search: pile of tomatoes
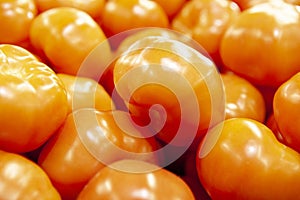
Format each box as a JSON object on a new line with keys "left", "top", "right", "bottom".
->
{"left": 1, "top": 0, "right": 300, "bottom": 199}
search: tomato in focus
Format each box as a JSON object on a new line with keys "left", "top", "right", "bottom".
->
{"left": 197, "top": 118, "right": 300, "bottom": 199}
{"left": 77, "top": 159, "right": 195, "bottom": 200}
{"left": 0, "top": 44, "right": 68, "bottom": 153}
{"left": 0, "top": 150, "right": 61, "bottom": 200}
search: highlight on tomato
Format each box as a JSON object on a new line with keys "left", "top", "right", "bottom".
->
{"left": 0, "top": 44, "right": 68, "bottom": 153}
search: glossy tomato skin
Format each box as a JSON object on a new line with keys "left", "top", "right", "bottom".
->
{"left": 0, "top": 150, "right": 61, "bottom": 200}
{"left": 172, "top": 0, "right": 240, "bottom": 67}
{"left": 221, "top": 72, "right": 266, "bottom": 122}
{"left": 197, "top": 118, "right": 300, "bottom": 200}
{"left": 0, "top": 44, "right": 68, "bottom": 153}
{"left": 57, "top": 73, "right": 115, "bottom": 114}
{"left": 220, "top": 1, "right": 300, "bottom": 87}
{"left": 38, "top": 109, "right": 159, "bottom": 200}
{"left": 0, "top": 0, "right": 37, "bottom": 44}
{"left": 273, "top": 72, "right": 300, "bottom": 153}
{"left": 35, "top": 0, "right": 105, "bottom": 19}
{"left": 100, "top": 0, "right": 169, "bottom": 36}
{"left": 30, "top": 7, "right": 108, "bottom": 76}
{"left": 77, "top": 159, "right": 195, "bottom": 200}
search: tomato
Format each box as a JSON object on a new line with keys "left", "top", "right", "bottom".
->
{"left": 171, "top": 0, "right": 240, "bottom": 68}
{"left": 221, "top": 72, "right": 266, "bottom": 122}
{"left": 0, "top": 44, "right": 68, "bottom": 153}
{"left": 77, "top": 159, "right": 195, "bottom": 200}
{"left": 197, "top": 118, "right": 300, "bottom": 199}
{"left": 220, "top": 1, "right": 300, "bottom": 87}
{"left": 34, "top": 0, "right": 105, "bottom": 19}
{"left": 0, "top": 0, "right": 37, "bottom": 44}
{"left": 30, "top": 7, "right": 109, "bottom": 77}
{"left": 100, "top": 0, "right": 169, "bottom": 36}
{"left": 0, "top": 150, "right": 60, "bottom": 200}
{"left": 38, "top": 109, "right": 159, "bottom": 200}
{"left": 57, "top": 73, "right": 115, "bottom": 114}
{"left": 265, "top": 113, "right": 285, "bottom": 143}
{"left": 273, "top": 72, "right": 300, "bottom": 153}
{"left": 113, "top": 37, "right": 225, "bottom": 145}
{"left": 153, "top": 0, "right": 186, "bottom": 19}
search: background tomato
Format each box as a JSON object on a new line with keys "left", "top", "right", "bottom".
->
{"left": 0, "top": 0, "right": 37, "bottom": 44}
{"left": 57, "top": 73, "right": 115, "bottom": 114}
{"left": 77, "top": 159, "right": 195, "bottom": 200}
{"left": 273, "top": 72, "right": 300, "bottom": 153}
{"left": 100, "top": 0, "right": 169, "bottom": 36}
{"left": 34, "top": 0, "right": 105, "bottom": 19}
{"left": 0, "top": 150, "right": 61, "bottom": 200}
{"left": 153, "top": 0, "right": 186, "bottom": 19}
{"left": 30, "top": 7, "right": 109, "bottom": 77}
{"left": 197, "top": 118, "right": 300, "bottom": 199}
{"left": 220, "top": 1, "right": 300, "bottom": 87}
{"left": 0, "top": 44, "right": 68, "bottom": 153}
{"left": 38, "top": 109, "right": 159, "bottom": 199}
{"left": 221, "top": 72, "right": 266, "bottom": 122}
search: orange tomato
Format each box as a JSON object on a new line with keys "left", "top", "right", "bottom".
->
{"left": 57, "top": 73, "right": 115, "bottom": 114}
{"left": 77, "top": 159, "right": 195, "bottom": 200}
{"left": 34, "top": 0, "right": 105, "bottom": 19}
{"left": 38, "top": 109, "right": 159, "bottom": 199}
{"left": 197, "top": 118, "right": 300, "bottom": 199}
{"left": 171, "top": 0, "right": 240, "bottom": 67}
{"left": 221, "top": 72, "right": 266, "bottom": 122}
{"left": 0, "top": 150, "right": 61, "bottom": 200}
{"left": 220, "top": 1, "right": 300, "bottom": 87}
{"left": 0, "top": 0, "right": 37, "bottom": 44}
{"left": 113, "top": 37, "right": 225, "bottom": 145}
{"left": 100, "top": 0, "right": 169, "bottom": 36}
{"left": 0, "top": 44, "right": 68, "bottom": 153}
{"left": 30, "top": 7, "right": 109, "bottom": 77}
{"left": 273, "top": 72, "right": 300, "bottom": 153}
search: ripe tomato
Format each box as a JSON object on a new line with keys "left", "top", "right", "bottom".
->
{"left": 38, "top": 109, "right": 159, "bottom": 200}
{"left": 113, "top": 37, "right": 224, "bottom": 145}
{"left": 0, "top": 0, "right": 37, "bottom": 44}
{"left": 30, "top": 7, "right": 108, "bottom": 77}
{"left": 34, "top": 0, "right": 105, "bottom": 19}
{"left": 0, "top": 150, "right": 61, "bottom": 200}
{"left": 265, "top": 113, "right": 285, "bottom": 143}
{"left": 197, "top": 118, "right": 300, "bottom": 199}
{"left": 220, "top": 1, "right": 300, "bottom": 87}
{"left": 0, "top": 44, "right": 68, "bottom": 153}
{"left": 77, "top": 159, "right": 195, "bottom": 200}
{"left": 221, "top": 72, "right": 266, "bottom": 122}
{"left": 100, "top": 0, "right": 169, "bottom": 36}
{"left": 171, "top": 0, "right": 240, "bottom": 68}
{"left": 273, "top": 72, "right": 300, "bottom": 153}
{"left": 57, "top": 73, "right": 115, "bottom": 114}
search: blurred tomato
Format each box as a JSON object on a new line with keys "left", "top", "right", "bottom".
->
{"left": 197, "top": 118, "right": 300, "bottom": 199}
{"left": 0, "top": 0, "right": 37, "bottom": 44}
{"left": 100, "top": 0, "right": 169, "bottom": 36}
{"left": 57, "top": 73, "right": 115, "bottom": 114}
{"left": 30, "top": 7, "right": 109, "bottom": 77}
{"left": 77, "top": 159, "right": 195, "bottom": 200}
{"left": 0, "top": 150, "right": 61, "bottom": 200}
{"left": 153, "top": 0, "right": 186, "bottom": 18}
{"left": 113, "top": 38, "right": 224, "bottom": 145}
{"left": 273, "top": 72, "right": 300, "bottom": 153}
{"left": 221, "top": 72, "right": 266, "bottom": 122}
{"left": 231, "top": 0, "right": 273, "bottom": 10}
{"left": 171, "top": 0, "right": 240, "bottom": 68}
{"left": 0, "top": 44, "right": 68, "bottom": 153}
{"left": 220, "top": 1, "right": 300, "bottom": 87}
{"left": 38, "top": 109, "right": 159, "bottom": 200}
{"left": 34, "top": 0, "right": 105, "bottom": 19}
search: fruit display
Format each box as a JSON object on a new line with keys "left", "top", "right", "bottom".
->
{"left": 1, "top": 0, "right": 300, "bottom": 199}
